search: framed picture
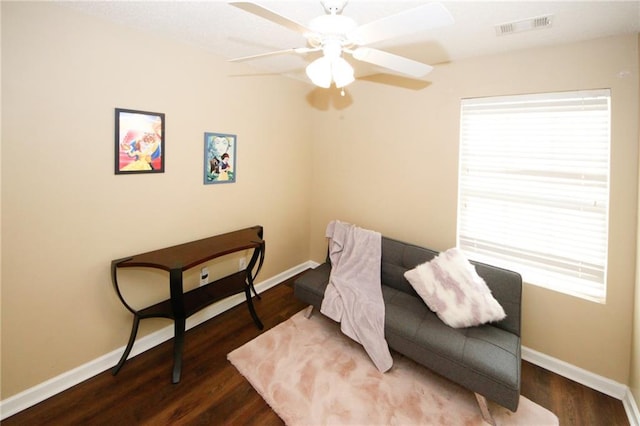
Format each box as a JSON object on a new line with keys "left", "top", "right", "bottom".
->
{"left": 204, "top": 132, "right": 236, "bottom": 184}
{"left": 115, "top": 108, "right": 165, "bottom": 174}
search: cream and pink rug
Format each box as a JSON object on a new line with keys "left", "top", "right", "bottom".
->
{"left": 228, "top": 310, "right": 558, "bottom": 425}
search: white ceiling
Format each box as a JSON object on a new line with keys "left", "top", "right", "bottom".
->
{"left": 61, "top": 0, "right": 640, "bottom": 84}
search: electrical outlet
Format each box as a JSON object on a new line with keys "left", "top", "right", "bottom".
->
{"left": 238, "top": 257, "right": 247, "bottom": 271}
{"left": 200, "top": 267, "right": 209, "bottom": 286}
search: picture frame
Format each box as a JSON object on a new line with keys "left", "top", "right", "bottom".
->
{"left": 204, "top": 132, "right": 236, "bottom": 184}
{"left": 115, "top": 108, "right": 165, "bottom": 174}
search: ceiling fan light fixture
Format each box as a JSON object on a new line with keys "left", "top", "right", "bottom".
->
{"left": 306, "top": 56, "right": 332, "bottom": 88}
{"left": 332, "top": 56, "right": 355, "bottom": 88}
{"left": 306, "top": 55, "right": 354, "bottom": 89}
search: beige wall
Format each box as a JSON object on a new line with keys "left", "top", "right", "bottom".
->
{"left": 1, "top": 2, "right": 312, "bottom": 398}
{"left": 309, "top": 34, "right": 639, "bottom": 383}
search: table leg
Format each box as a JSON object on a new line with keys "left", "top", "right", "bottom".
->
{"left": 247, "top": 244, "right": 264, "bottom": 300}
{"left": 172, "top": 317, "right": 186, "bottom": 383}
{"left": 244, "top": 285, "right": 264, "bottom": 330}
{"left": 112, "top": 315, "right": 140, "bottom": 375}
{"left": 169, "top": 268, "right": 186, "bottom": 383}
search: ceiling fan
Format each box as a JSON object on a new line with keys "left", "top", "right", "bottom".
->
{"left": 229, "top": 1, "right": 454, "bottom": 89}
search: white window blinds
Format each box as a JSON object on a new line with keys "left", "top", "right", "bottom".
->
{"left": 457, "top": 89, "right": 611, "bottom": 303}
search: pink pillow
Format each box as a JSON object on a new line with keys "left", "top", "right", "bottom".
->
{"left": 404, "top": 248, "right": 506, "bottom": 328}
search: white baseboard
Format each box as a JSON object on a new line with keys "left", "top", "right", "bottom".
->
{"left": 522, "top": 346, "right": 639, "bottom": 425}
{"left": 623, "top": 388, "right": 640, "bottom": 426}
{"left": 522, "top": 346, "right": 627, "bottom": 398}
{"left": 0, "top": 261, "right": 317, "bottom": 421}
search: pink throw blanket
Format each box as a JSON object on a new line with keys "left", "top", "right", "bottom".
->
{"left": 320, "top": 220, "right": 393, "bottom": 372}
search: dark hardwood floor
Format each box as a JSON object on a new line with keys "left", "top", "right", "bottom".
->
{"left": 3, "top": 276, "right": 629, "bottom": 425}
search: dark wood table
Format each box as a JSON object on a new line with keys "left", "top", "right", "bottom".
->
{"left": 110, "top": 225, "right": 265, "bottom": 383}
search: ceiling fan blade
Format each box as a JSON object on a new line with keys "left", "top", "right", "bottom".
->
{"left": 347, "top": 2, "right": 454, "bottom": 46}
{"left": 229, "top": 47, "right": 317, "bottom": 62}
{"left": 351, "top": 47, "right": 433, "bottom": 78}
{"left": 229, "top": 2, "right": 311, "bottom": 35}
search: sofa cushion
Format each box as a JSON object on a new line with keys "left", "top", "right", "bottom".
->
{"left": 381, "top": 237, "right": 437, "bottom": 295}
{"left": 383, "top": 285, "right": 520, "bottom": 400}
{"left": 383, "top": 286, "right": 466, "bottom": 361}
{"left": 403, "top": 248, "right": 506, "bottom": 328}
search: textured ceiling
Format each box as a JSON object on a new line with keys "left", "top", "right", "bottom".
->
{"left": 60, "top": 1, "right": 640, "bottom": 84}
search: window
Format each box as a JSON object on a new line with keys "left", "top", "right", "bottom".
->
{"left": 457, "top": 90, "right": 611, "bottom": 303}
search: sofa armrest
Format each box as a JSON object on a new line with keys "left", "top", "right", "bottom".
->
{"left": 473, "top": 261, "right": 523, "bottom": 337}
{"left": 294, "top": 263, "right": 331, "bottom": 309}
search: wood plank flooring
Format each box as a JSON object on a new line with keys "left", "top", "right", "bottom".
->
{"left": 3, "top": 276, "right": 629, "bottom": 425}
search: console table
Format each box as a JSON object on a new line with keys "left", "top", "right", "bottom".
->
{"left": 110, "top": 225, "right": 265, "bottom": 383}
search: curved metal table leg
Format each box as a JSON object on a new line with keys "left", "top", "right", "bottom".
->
{"left": 244, "top": 242, "right": 265, "bottom": 329}
{"left": 245, "top": 285, "right": 264, "bottom": 330}
{"left": 247, "top": 243, "right": 265, "bottom": 300}
{"left": 112, "top": 315, "right": 140, "bottom": 375}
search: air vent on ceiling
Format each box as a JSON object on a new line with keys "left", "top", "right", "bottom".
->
{"left": 495, "top": 15, "right": 553, "bottom": 36}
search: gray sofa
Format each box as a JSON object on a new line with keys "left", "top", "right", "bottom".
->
{"left": 294, "top": 235, "right": 522, "bottom": 417}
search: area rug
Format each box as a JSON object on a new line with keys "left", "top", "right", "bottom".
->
{"left": 228, "top": 310, "right": 559, "bottom": 426}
